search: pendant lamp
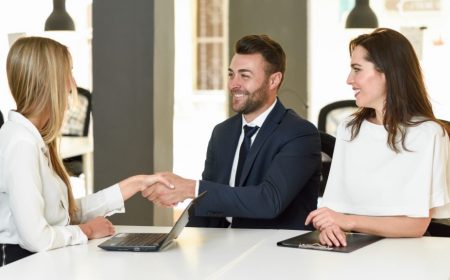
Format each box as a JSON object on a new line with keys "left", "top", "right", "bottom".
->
{"left": 345, "top": 0, "right": 378, "bottom": 28}
{"left": 45, "top": 0, "right": 75, "bottom": 31}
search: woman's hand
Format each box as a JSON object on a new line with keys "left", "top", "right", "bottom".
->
{"left": 79, "top": 216, "right": 115, "bottom": 239}
{"left": 319, "top": 225, "right": 347, "bottom": 247}
{"left": 305, "top": 207, "right": 354, "bottom": 231}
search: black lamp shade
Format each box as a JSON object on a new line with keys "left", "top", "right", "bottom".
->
{"left": 45, "top": 0, "right": 75, "bottom": 31}
{"left": 346, "top": 0, "right": 378, "bottom": 28}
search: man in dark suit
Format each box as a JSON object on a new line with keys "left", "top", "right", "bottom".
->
{"left": 143, "top": 35, "right": 321, "bottom": 230}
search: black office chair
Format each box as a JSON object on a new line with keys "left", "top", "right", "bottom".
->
{"left": 318, "top": 100, "right": 358, "bottom": 136}
{"left": 0, "top": 110, "right": 4, "bottom": 128}
{"left": 62, "top": 87, "right": 92, "bottom": 176}
{"left": 319, "top": 131, "right": 336, "bottom": 197}
{"left": 427, "top": 219, "right": 450, "bottom": 237}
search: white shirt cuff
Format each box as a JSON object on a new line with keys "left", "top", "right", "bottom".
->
{"left": 195, "top": 180, "right": 200, "bottom": 197}
{"left": 103, "top": 183, "right": 125, "bottom": 216}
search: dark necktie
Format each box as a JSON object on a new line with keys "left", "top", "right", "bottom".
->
{"left": 234, "top": 125, "right": 259, "bottom": 186}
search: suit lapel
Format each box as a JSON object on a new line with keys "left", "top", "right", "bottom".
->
{"left": 238, "top": 100, "right": 287, "bottom": 186}
{"left": 221, "top": 116, "right": 242, "bottom": 182}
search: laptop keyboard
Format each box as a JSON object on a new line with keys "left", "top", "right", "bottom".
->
{"left": 116, "top": 233, "right": 167, "bottom": 246}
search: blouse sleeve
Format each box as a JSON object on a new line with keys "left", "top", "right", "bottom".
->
{"left": 6, "top": 140, "right": 87, "bottom": 252}
{"left": 429, "top": 129, "right": 450, "bottom": 218}
{"left": 73, "top": 184, "right": 125, "bottom": 224}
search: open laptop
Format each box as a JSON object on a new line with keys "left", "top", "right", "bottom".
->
{"left": 98, "top": 191, "right": 206, "bottom": 252}
{"left": 277, "top": 230, "right": 383, "bottom": 253}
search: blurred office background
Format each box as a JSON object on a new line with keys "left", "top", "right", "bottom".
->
{"left": 0, "top": 0, "right": 449, "bottom": 225}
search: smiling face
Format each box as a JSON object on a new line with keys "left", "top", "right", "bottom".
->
{"left": 347, "top": 45, "right": 387, "bottom": 117}
{"left": 228, "top": 53, "right": 279, "bottom": 122}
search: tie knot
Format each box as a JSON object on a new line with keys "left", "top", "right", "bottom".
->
{"left": 243, "top": 125, "right": 259, "bottom": 139}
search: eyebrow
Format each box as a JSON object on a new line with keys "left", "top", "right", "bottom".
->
{"left": 350, "top": 63, "right": 362, "bottom": 68}
{"left": 228, "top": 68, "right": 254, "bottom": 74}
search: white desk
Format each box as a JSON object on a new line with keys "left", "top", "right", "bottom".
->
{"left": 60, "top": 136, "right": 94, "bottom": 194}
{"left": 0, "top": 226, "right": 449, "bottom": 280}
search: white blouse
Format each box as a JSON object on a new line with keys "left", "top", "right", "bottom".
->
{"left": 0, "top": 111, "right": 124, "bottom": 252}
{"left": 322, "top": 118, "right": 450, "bottom": 219}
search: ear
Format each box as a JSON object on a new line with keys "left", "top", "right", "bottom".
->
{"left": 269, "top": 72, "right": 282, "bottom": 90}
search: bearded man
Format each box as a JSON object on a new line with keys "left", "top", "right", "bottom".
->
{"left": 144, "top": 35, "right": 321, "bottom": 230}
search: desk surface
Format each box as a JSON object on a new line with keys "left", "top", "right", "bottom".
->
{"left": 0, "top": 226, "right": 449, "bottom": 280}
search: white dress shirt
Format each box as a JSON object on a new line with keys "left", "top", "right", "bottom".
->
{"left": 224, "top": 99, "right": 277, "bottom": 223}
{"left": 322, "top": 117, "right": 450, "bottom": 218}
{"left": 0, "top": 111, "right": 125, "bottom": 252}
{"left": 194, "top": 99, "right": 278, "bottom": 198}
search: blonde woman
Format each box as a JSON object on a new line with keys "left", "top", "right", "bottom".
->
{"left": 0, "top": 37, "right": 169, "bottom": 265}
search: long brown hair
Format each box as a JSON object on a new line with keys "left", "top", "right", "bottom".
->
{"left": 347, "top": 28, "right": 450, "bottom": 152}
{"left": 7, "top": 37, "right": 78, "bottom": 221}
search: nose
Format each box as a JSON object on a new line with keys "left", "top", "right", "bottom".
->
{"left": 346, "top": 72, "right": 353, "bottom": 85}
{"left": 228, "top": 76, "right": 241, "bottom": 91}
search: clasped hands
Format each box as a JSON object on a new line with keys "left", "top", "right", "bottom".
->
{"left": 141, "top": 172, "right": 196, "bottom": 208}
{"left": 305, "top": 207, "right": 354, "bottom": 247}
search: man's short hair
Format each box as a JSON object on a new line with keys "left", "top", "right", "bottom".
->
{"left": 235, "top": 35, "right": 286, "bottom": 80}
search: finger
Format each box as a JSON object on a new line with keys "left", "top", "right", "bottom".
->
{"left": 319, "top": 231, "right": 332, "bottom": 246}
{"left": 148, "top": 187, "right": 167, "bottom": 202}
{"left": 305, "top": 210, "right": 318, "bottom": 225}
{"left": 336, "top": 229, "right": 347, "bottom": 246}
{"left": 326, "top": 229, "right": 341, "bottom": 247}
{"left": 318, "top": 221, "right": 332, "bottom": 231}
{"left": 142, "top": 185, "right": 156, "bottom": 197}
{"left": 159, "top": 175, "right": 175, "bottom": 189}
{"left": 312, "top": 214, "right": 330, "bottom": 230}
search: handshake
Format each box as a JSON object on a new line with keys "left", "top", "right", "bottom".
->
{"left": 138, "top": 172, "right": 196, "bottom": 208}
{"left": 79, "top": 172, "right": 196, "bottom": 240}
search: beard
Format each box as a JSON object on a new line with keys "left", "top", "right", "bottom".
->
{"left": 231, "top": 78, "right": 270, "bottom": 115}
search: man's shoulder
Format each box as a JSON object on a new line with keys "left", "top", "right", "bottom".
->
{"left": 279, "top": 109, "right": 318, "bottom": 135}
{"left": 213, "top": 114, "right": 241, "bottom": 131}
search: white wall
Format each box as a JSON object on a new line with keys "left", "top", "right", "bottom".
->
{"left": 0, "top": 0, "right": 92, "bottom": 116}
{"left": 308, "top": 0, "right": 450, "bottom": 125}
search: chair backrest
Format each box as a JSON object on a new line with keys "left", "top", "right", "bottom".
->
{"left": 318, "top": 100, "right": 358, "bottom": 136}
{"left": 0, "top": 110, "right": 4, "bottom": 128}
{"left": 319, "top": 131, "right": 336, "bottom": 197}
{"left": 61, "top": 87, "right": 92, "bottom": 137}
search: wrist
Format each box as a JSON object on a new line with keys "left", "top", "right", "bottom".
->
{"left": 187, "top": 179, "right": 196, "bottom": 198}
{"left": 79, "top": 223, "right": 93, "bottom": 239}
{"left": 346, "top": 215, "right": 357, "bottom": 231}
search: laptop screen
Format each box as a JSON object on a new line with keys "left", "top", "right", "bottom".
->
{"left": 159, "top": 191, "right": 206, "bottom": 249}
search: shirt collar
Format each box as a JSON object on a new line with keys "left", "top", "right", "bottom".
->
{"left": 241, "top": 98, "right": 277, "bottom": 128}
{"left": 8, "top": 110, "right": 46, "bottom": 149}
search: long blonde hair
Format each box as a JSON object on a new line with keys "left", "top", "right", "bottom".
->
{"left": 7, "top": 36, "right": 78, "bottom": 221}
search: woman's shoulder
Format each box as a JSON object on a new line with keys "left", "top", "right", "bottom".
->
{"left": 335, "top": 116, "right": 355, "bottom": 139}
{"left": 409, "top": 119, "right": 447, "bottom": 137}
{"left": 0, "top": 121, "right": 39, "bottom": 151}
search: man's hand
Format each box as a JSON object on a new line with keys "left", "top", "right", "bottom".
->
{"left": 142, "top": 172, "right": 196, "bottom": 207}
{"left": 118, "top": 174, "right": 172, "bottom": 201}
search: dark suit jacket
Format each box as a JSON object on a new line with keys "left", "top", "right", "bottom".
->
{"left": 188, "top": 100, "right": 321, "bottom": 230}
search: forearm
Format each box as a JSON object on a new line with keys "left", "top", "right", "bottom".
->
{"left": 118, "top": 175, "right": 146, "bottom": 201}
{"left": 347, "top": 215, "right": 431, "bottom": 237}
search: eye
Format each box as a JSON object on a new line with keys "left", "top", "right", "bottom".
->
{"left": 241, "top": 74, "right": 250, "bottom": 79}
